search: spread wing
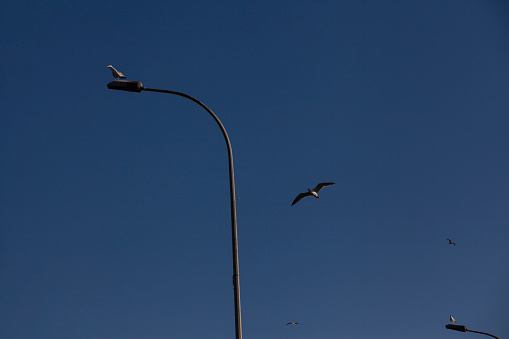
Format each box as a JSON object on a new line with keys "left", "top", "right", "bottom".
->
{"left": 291, "top": 192, "right": 312, "bottom": 206}
{"left": 313, "top": 182, "right": 335, "bottom": 193}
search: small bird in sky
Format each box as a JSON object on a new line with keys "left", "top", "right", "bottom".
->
{"left": 291, "top": 182, "right": 335, "bottom": 206}
{"left": 447, "top": 238, "right": 456, "bottom": 246}
{"left": 107, "top": 65, "right": 126, "bottom": 80}
{"left": 450, "top": 315, "right": 456, "bottom": 323}
{"left": 287, "top": 322, "right": 299, "bottom": 326}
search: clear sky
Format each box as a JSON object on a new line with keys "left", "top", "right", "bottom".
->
{"left": 1, "top": 1, "right": 508, "bottom": 339}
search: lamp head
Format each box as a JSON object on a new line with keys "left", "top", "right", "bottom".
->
{"left": 107, "top": 80, "right": 144, "bottom": 93}
{"left": 446, "top": 324, "right": 467, "bottom": 332}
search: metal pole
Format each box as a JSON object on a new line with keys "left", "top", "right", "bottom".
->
{"left": 143, "top": 87, "right": 242, "bottom": 339}
{"left": 466, "top": 329, "right": 501, "bottom": 339}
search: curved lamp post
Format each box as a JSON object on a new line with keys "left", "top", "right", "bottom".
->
{"left": 446, "top": 324, "right": 500, "bottom": 339}
{"left": 107, "top": 79, "right": 242, "bottom": 339}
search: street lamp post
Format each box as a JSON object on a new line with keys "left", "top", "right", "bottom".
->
{"left": 107, "top": 79, "right": 243, "bottom": 339}
{"left": 446, "top": 324, "right": 500, "bottom": 339}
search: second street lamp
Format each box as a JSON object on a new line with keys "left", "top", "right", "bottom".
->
{"left": 446, "top": 324, "right": 500, "bottom": 339}
{"left": 107, "top": 79, "right": 243, "bottom": 339}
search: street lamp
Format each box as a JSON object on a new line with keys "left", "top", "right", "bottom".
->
{"left": 107, "top": 79, "right": 243, "bottom": 339}
{"left": 446, "top": 324, "right": 500, "bottom": 339}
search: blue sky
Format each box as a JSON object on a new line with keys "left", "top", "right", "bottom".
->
{"left": 1, "top": 1, "right": 508, "bottom": 338}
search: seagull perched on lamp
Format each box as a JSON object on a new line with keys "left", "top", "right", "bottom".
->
{"left": 291, "top": 182, "right": 335, "bottom": 206}
{"left": 450, "top": 315, "right": 456, "bottom": 323}
{"left": 107, "top": 65, "right": 126, "bottom": 80}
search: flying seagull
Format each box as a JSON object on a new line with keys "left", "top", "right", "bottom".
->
{"left": 447, "top": 238, "right": 456, "bottom": 246}
{"left": 286, "top": 322, "right": 299, "bottom": 326}
{"left": 107, "top": 65, "right": 126, "bottom": 80}
{"left": 450, "top": 315, "right": 456, "bottom": 323}
{"left": 291, "top": 182, "right": 335, "bottom": 206}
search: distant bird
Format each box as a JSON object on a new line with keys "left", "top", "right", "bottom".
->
{"left": 291, "top": 182, "right": 335, "bottom": 206}
{"left": 287, "top": 322, "right": 299, "bottom": 326}
{"left": 450, "top": 315, "right": 456, "bottom": 323}
{"left": 447, "top": 238, "right": 456, "bottom": 246}
{"left": 107, "top": 65, "right": 126, "bottom": 80}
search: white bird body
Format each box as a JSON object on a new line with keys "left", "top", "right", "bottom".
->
{"left": 107, "top": 65, "right": 126, "bottom": 80}
{"left": 292, "top": 182, "right": 335, "bottom": 206}
{"left": 450, "top": 315, "right": 456, "bottom": 323}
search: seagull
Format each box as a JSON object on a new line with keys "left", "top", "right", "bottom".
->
{"left": 450, "top": 315, "right": 456, "bottom": 323}
{"left": 107, "top": 65, "right": 126, "bottom": 80}
{"left": 447, "top": 238, "right": 456, "bottom": 246}
{"left": 291, "top": 182, "right": 335, "bottom": 206}
{"left": 286, "top": 322, "right": 299, "bottom": 326}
